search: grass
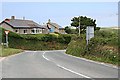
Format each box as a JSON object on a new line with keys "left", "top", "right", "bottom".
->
{"left": 0, "top": 45, "right": 2, "bottom": 56}
{"left": 66, "top": 28, "right": 119, "bottom": 65}
{"left": 0, "top": 45, "right": 23, "bottom": 57}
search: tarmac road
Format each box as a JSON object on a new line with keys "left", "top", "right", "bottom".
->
{"left": 1, "top": 50, "right": 118, "bottom": 79}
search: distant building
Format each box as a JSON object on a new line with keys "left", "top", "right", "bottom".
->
{"left": 59, "top": 28, "right": 66, "bottom": 34}
{"left": 46, "top": 19, "right": 66, "bottom": 34}
{"left": 0, "top": 16, "right": 47, "bottom": 34}
{"left": 0, "top": 16, "right": 66, "bottom": 34}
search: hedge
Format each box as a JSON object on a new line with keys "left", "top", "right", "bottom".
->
{"left": 1, "top": 28, "right": 74, "bottom": 50}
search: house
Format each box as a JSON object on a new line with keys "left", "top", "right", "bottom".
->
{"left": 46, "top": 19, "right": 66, "bottom": 34}
{"left": 0, "top": 16, "right": 47, "bottom": 34}
{"left": 59, "top": 28, "right": 66, "bottom": 34}
{"left": 47, "top": 19, "right": 60, "bottom": 33}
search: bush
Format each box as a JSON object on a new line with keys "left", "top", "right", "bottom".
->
{"left": 66, "top": 35, "right": 86, "bottom": 56}
{"left": 60, "top": 34, "right": 72, "bottom": 44}
{"left": 1, "top": 27, "right": 73, "bottom": 50}
{"left": 66, "top": 29, "right": 119, "bottom": 65}
{"left": 87, "top": 32, "right": 118, "bottom": 65}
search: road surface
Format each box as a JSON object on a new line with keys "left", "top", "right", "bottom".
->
{"left": 1, "top": 50, "right": 118, "bottom": 78}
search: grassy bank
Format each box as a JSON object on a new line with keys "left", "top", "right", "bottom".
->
{"left": 66, "top": 28, "right": 119, "bottom": 65}
{"left": 0, "top": 45, "right": 23, "bottom": 57}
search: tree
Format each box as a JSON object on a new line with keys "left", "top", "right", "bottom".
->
{"left": 71, "top": 16, "right": 100, "bottom": 33}
{"left": 64, "top": 26, "right": 77, "bottom": 34}
{"left": 64, "top": 26, "right": 72, "bottom": 34}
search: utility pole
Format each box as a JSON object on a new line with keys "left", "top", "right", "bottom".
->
{"left": 79, "top": 16, "right": 80, "bottom": 36}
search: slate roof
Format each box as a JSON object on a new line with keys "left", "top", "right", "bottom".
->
{"left": 47, "top": 22, "right": 61, "bottom": 28}
{"left": 1, "top": 19, "right": 46, "bottom": 29}
{"left": 59, "top": 27, "right": 65, "bottom": 30}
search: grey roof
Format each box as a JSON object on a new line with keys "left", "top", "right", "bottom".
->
{"left": 48, "top": 22, "right": 61, "bottom": 28}
{"left": 41, "top": 24, "right": 48, "bottom": 29}
{"left": 4, "top": 19, "right": 45, "bottom": 29}
{"left": 59, "top": 27, "right": 65, "bottom": 30}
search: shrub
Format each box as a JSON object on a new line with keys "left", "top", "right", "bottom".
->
{"left": 66, "top": 29, "right": 119, "bottom": 65}
{"left": 66, "top": 35, "right": 86, "bottom": 56}
{"left": 1, "top": 27, "right": 73, "bottom": 50}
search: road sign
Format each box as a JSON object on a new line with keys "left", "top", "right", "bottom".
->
{"left": 86, "top": 26, "right": 94, "bottom": 45}
{"left": 5, "top": 30, "right": 10, "bottom": 35}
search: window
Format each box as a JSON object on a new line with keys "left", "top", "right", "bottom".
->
{"left": 15, "top": 30, "right": 18, "bottom": 32}
{"left": 37, "top": 30, "right": 39, "bottom": 33}
{"left": 39, "top": 29, "right": 42, "bottom": 33}
{"left": 24, "top": 30, "right": 27, "bottom": 34}
{"left": 36, "top": 30, "right": 38, "bottom": 33}
{"left": 31, "top": 30, "right": 34, "bottom": 33}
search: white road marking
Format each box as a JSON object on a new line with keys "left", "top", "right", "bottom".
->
{"left": 42, "top": 52, "right": 50, "bottom": 61}
{"left": 43, "top": 52, "right": 93, "bottom": 79}
{"left": 56, "top": 64, "right": 92, "bottom": 79}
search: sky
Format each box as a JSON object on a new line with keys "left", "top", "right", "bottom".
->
{"left": 1, "top": 2, "right": 118, "bottom": 27}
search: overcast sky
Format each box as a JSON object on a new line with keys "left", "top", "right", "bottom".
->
{"left": 1, "top": 2, "right": 118, "bottom": 27}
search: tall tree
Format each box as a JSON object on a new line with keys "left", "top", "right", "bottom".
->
{"left": 71, "top": 16, "right": 98, "bottom": 33}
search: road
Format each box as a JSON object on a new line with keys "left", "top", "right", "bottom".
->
{"left": 1, "top": 50, "right": 118, "bottom": 78}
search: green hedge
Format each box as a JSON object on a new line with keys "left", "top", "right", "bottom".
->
{"left": 1, "top": 28, "right": 73, "bottom": 50}
{"left": 21, "top": 34, "right": 73, "bottom": 44}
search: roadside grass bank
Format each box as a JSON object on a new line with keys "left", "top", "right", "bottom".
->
{"left": 66, "top": 28, "right": 119, "bottom": 65}
{"left": 0, "top": 45, "right": 23, "bottom": 57}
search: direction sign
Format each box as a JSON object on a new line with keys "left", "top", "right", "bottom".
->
{"left": 86, "top": 26, "right": 94, "bottom": 45}
{"left": 5, "top": 30, "right": 10, "bottom": 35}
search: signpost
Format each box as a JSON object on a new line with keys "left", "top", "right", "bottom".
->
{"left": 5, "top": 30, "right": 10, "bottom": 47}
{"left": 86, "top": 26, "right": 94, "bottom": 45}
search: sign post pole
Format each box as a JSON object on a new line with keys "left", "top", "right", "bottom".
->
{"left": 5, "top": 31, "right": 10, "bottom": 47}
{"left": 6, "top": 34, "right": 8, "bottom": 47}
{"left": 79, "top": 16, "right": 80, "bottom": 36}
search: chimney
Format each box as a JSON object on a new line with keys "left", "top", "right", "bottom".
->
{"left": 23, "top": 17, "right": 25, "bottom": 20}
{"left": 48, "top": 19, "right": 51, "bottom": 23}
{"left": 11, "top": 16, "right": 15, "bottom": 19}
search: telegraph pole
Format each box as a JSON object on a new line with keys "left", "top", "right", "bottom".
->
{"left": 79, "top": 16, "right": 80, "bottom": 36}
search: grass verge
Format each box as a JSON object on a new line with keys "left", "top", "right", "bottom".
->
{"left": 0, "top": 46, "right": 23, "bottom": 57}
{"left": 66, "top": 29, "right": 119, "bottom": 66}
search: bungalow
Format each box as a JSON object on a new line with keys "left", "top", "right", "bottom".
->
{"left": 0, "top": 16, "right": 48, "bottom": 34}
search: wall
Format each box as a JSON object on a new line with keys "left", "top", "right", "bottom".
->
{"left": 0, "top": 23, "right": 14, "bottom": 32}
{"left": 47, "top": 24, "right": 59, "bottom": 33}
{"left": 59, "top": 29, "right": 66, "bottom": 34}
{"left": 18, "top": 28, "right": 44, "bottom": 34}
